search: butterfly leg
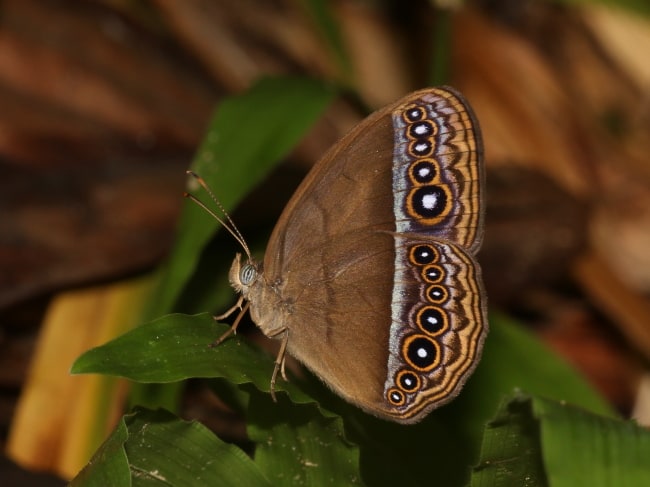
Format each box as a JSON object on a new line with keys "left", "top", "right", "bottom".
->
{"left": 269, "top": 328, "right": 289, "bottom": 402}
{"left": 213, "top": 294, "right": 245, "bottom": 321}
{"left": 209, "top": 299, "right": 250, "bottom": 348}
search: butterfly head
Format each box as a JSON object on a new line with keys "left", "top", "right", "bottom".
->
{"left": 229, "top": 253, "right": 261, "bottom": 298}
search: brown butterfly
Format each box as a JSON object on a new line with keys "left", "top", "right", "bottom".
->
{"left": 189, "top": 86, "right": 487, "bottom": 424}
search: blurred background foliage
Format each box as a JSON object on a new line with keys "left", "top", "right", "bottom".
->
{"left": 1, "top": 0, "right": 649, "bottom": 485}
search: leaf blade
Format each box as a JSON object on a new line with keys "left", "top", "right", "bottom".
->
{"left": 147, "top": 77, "right": 335, "bottom": 318}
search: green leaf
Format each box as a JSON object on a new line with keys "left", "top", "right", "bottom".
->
{"left": 146, "top": 77, "right": 335, "bottom": 318}
{"left": 464, "top": 313, "right": 613, "bottom": 421}
{"left": 472, "top": 393, "right": 650, "bottom": 487}
{"left": 125, "top": 408, "right": 271, "bottom": 487}
{"left": 471, "top": 394, "right": 548, "bottom": 487}
{"left": 71, "top": 313, "right": 311, "bottom": 403}
{"left": 70, "top": 416, "right": 131, "bottom": 487}
{"left": 248, "top": 392, "right": 362, "bottom": 486}
{"left": 301, "top": 0, "right": 353, "bottom": 83}
{"left": 72, "top": 314, "right": 361, "bottom": 486}
{"left": 535, "top": 396, "right": 650, "bottom": 487}
{"left": 71, "top": 408, "right": 272, "bottom": 487}
{"left": 73, "top": 311, "right": 617, "bottom": 487}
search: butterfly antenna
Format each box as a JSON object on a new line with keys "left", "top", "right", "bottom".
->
{"left": 184, "top": 170, "right": 252, "bottom": 261}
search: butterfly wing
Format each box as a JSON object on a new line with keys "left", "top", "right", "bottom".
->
{"left": 249, "top": 87, "right": 487, "bottom": 423}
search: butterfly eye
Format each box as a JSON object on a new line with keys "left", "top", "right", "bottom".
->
{"left": 410, "top": 244, "right": 438, "bottom": 265}
{"left": 396, "top": 370, "right": 420, "bottom": 392}
{"left": 426, "top": 285, "right": 448, "bottom": 304}
{"left": 239, "top": 263, "right": 258, "bottom": 286}
{"left": 422, "top": 264, "right": 444, "bottom": 283}
{"left": 409, "top": 139, "right": 433, "bottom": 157}
{"left": 402, "top": 105, "right": 424, "bottom": 123}
{"left": 402, "top": 335, "right": 441, "bottom": 372}
{"left": 408, "top": 185, "right": 450, "bottom": 220}
{"left": 410, "top": 159, "right": 438, "bottom": 184}
{"left": 415, "top": 306, "right": 448, "bottom": 335}
{"left": 387, "top": 388, "right": 406, "bottom": 406}
{"left": 408, "top": 120, "right": 434, "bottom": 139}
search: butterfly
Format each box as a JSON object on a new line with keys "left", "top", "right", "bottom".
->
{"left": 189, "top": 86, "right": 487, "bottom": 424}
